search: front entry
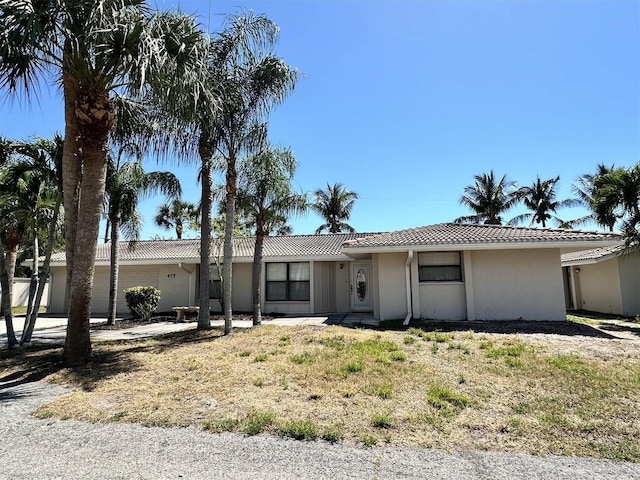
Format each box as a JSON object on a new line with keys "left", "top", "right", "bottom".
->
{"left": 351, "top": 261, "right": 372, "bottom": 311}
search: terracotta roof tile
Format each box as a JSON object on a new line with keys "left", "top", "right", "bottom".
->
{"left": 342, "top": 223, "right": 621, "bottom": 249}
{"left": 561, "top": 244, "right": 625, "bottom": 263}
{"left": 50, "top": 233, "right": 376, "bottom": 264}
{"left": 48, "top": 224, "right": 620, "bottom": 265}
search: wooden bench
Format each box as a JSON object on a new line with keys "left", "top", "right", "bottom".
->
{"left": 172, "top": 306, "right": 200, "bottom": 323}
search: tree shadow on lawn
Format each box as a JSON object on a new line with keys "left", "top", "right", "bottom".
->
{"left": 378, "top": 318, "right": 620, "bottom": 339}
{"left": 0, "top": 328, "right": 228, "bottom": 394}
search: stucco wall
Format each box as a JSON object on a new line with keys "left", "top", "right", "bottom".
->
{"left": 48, "top": 266, "right": 67, "bottom": 313}
{"left": 335, "top": 262, "right": 350, "bottom": 312}
{"left": 157, "top": 264, "right": 197, "bottom": 311}
{"left": 4, "top": 278, "right": 50, "bottom": 308}
{"left": 419, "top": 283, "right": 466, "bottom": 320}
{"left": 375, "top": 252, "right": 408, "bottom": 321}
{"left": 314, "top": 262, "right": 336, "bottom": 313}
{"left": 231, "top": 263, "right": 253, "bottom": 312}
{"left": 619, "top": 253, "right": 640, "bottom": 316}
{"left": 575, "top": 260, "right": 623, "bottom": 315}
{"left": 471, "top": 249, "right": 566, "bottom": 321}
{"left": 91, "top": 265, "right": 161, "bottom": 315}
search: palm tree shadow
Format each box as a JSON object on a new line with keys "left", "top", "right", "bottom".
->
{"left": 0, "top": 327, "right": 232, "bottom": 398}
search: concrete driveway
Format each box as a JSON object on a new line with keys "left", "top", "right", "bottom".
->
{"left": 0, "top": 312, "right": 378, "bottom": 345}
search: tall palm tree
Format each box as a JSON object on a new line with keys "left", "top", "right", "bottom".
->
{"left": 572, "top": 164, "right": 617, "bottom": 231}
{"left": 0, "top": 2, "right": 208, "bottom": 365}
{"left": 510, "top": 176, "right": 578, "bottom": 228}
{"left": 154, "top": 199, "right": 199, "bottom": 240}
{"left": 455, "top": 171, "right": 517, "bottom": 225}
{"left": 213, "top": 16, "right": 299, "bottom": 336}
{"left": 104, "top": 146, "right": 181, "bottom": 325}
{"left": 594, "top": 163, "right": 640, "bottom": 246}
{"left": 312, "top": 183, "right": 359, "bottom": 234}
{"left": 154, "top": 12, "right": 299, "bottom": 334}
{"left": 236, "top": 146, "right": 308, "bottom": 326}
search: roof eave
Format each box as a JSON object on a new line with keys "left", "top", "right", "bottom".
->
{"left": 342, "top": 239, "right": 621, "bottom": 255}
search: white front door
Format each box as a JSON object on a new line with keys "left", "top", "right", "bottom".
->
{"left": 351, "top": 262, "right": 372, "bottom": 311}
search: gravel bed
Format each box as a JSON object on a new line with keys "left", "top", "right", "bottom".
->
{"left": 1, "top": 381, "right": 639, "bottom": 479}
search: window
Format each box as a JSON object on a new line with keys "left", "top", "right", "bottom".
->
{"left": 266, "top": 262, "right": 310, "bottom": 301}
{"left": 418, "top": 252, "right": 462, "bottom": 282}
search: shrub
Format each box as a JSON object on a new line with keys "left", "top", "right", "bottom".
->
{"left": 123, "top": 286, "right": 160, "bottom": 321}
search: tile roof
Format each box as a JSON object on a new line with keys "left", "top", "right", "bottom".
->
{"left": 48, "top": 224, "right": 620, "bottom": 265}
{"left": 50, "top": 233, "right": 375, "bottom": 264}
{"left": 561, "top": 244, "right": 625, "bottom": 264}
{"left": 342, "top": 223, "right": 621, "bottom": 249}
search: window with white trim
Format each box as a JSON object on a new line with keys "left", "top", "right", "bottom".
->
{"left": 418, "top": 252, "right": 462, "bottom": 282}
{"left": 266, "top": 262, "right": 310, "bottom": 301}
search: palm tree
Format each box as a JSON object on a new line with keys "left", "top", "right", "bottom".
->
{"left": 509, "top": 176, "right": 578, "bottom": 228}
{"left": 7, "top": 135, "right": 65, "bottom": 344}
{"left": 0, "top": 136, "right": 19, "bottom": 348}
{"left": 594, "top": 163, "right": 640, "bottom": 246}
{"left": 104, "top": 146, "right": 181, "bottom": 325}
{"left": 0, "top": 2, "right": 208, "bottom": 365}
{"left": 572, "top": 164, "right": 617, "bottom": 231}
{"left": 155, "top": 12, "right": 299, "bottom": 334}
{"left": 237, "top": 147, "right": 308, "bottom": 326}
{"left": 455, "top": 171, "right": 517, "bottom": 225}
{"left": 154, "top": 199, "right": 199, "bottom": 240}
{"left": 312, "top": 183, "right": 359, "bottom": 234}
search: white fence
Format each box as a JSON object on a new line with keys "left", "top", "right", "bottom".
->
{"left": 1, "top": 278, "right": 50, "bottom": 308}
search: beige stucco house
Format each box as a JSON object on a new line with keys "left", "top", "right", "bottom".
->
{"left": 561, "top": 244, "right": 640, "bottom": 317}
{"left": 47, "top": 223, "right": 620, "bottom": 321}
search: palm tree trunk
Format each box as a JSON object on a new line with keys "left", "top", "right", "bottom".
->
{"left": 252, "top": 225, "right": 264, "bottom": 326}
{"left": 107, "top": 215, "right": 120, "bottom": 325}
{"left": 21, "top": 198, "right": 61, "bottom": 344}
{"left": 24, "top": 223, "right": 39, "bottom": 322}
{"left": 0, "top": 240, "right": 17, "bottom": 348}
{"left": 223, "top": 159, "right": 237, "bottom": 335}
{"left": 4, "top": 236, "right": 19, "bottom": 304}
{"left": 63, "top": 82, "right": 112, "bottom": 366}
{"left": 62, "top": 68, "right": 82, "bottom": 310}
{"left": 197, "top": 146, "right": 212, "bottom": 330}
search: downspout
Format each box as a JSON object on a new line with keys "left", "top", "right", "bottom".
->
{"left": 178, "top": 263, "right": 193, "bottom": 306}
{"left": 403, "top": 250, "right": 413, "bottom": 326}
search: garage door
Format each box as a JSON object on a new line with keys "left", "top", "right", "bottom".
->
{"left": 91, "top": 266, "right": 159, "bottom": 315}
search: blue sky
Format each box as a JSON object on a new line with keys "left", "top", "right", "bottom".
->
{"left": 1, "top": 0, "right": 639, "bottom": 239}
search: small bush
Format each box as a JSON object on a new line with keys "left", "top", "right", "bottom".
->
{"left": 123, "top": 286, "right": 160, "bottom": 321}
{"left": 254, "top": 353, "right": 268, "bottom": 362}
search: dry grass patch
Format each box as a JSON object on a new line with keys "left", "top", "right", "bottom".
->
{"left": 4, "top": 324, "right": 639, "bottom": 461}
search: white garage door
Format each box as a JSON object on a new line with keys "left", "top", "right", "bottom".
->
{"left": 91, "top": 266, "right": 160, "bottom": 315}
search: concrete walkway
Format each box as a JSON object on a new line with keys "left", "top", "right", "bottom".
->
{"left": 0, "top": 312, "right": 378, "bottom": 344}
